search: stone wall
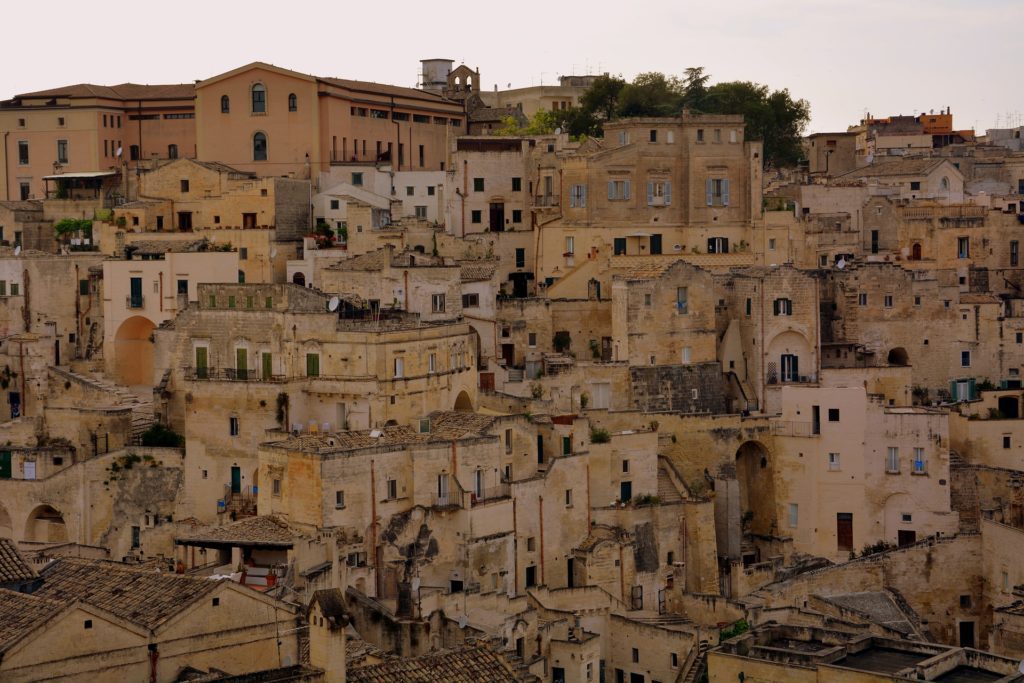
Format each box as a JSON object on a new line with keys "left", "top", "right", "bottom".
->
{"left": 629, "top": 363, "right": 727, "bottom": 414}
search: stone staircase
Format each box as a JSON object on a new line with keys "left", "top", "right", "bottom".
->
{"left": 52, "top": 368, "right": 157, "bottom": 444}
{"left": 679, "top": 639, "right": 710, "bottom": 683}
{"left": 657, "top": 463, "right": 684, "bottom": 503}
{"left": 507, "top": 368, "right": 524, "bottom": 383}
{"left": 948, "top": 452, "right": 980, "bottom": 533}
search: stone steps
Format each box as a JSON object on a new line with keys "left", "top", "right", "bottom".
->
{"left": 657, "top": 465, "right": 684, "bottom": 503}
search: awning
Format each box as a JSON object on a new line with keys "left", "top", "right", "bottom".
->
{"left": 42, "top": 171, "right": 117, "bottom": 180}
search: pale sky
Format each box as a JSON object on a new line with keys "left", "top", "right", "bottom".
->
{"left": 3, "top": 0, "right": 1021, "bottom": 134}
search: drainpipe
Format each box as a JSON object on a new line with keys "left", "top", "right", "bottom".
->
{"left": 74, "top": 264, "right": 81, "bottom": 358}
{"left": 585, "top": 463, "right": 591, "bottom": 528}
{"left": 370, "top": 459, "right": 379, "bottom": 597}
{"left": 462, "top": 159, "right": 468, "bottom": 237}
{"left": 159, "top": 271, "right": 164, "bottom": 313}
{"left": 403, "top": 270, "right": 409, "bottom": 311}
{"left": 512, "top": 498, "right": 519, "bottom": 595}
{"left": 3, "top": 132, "right": 9, "bottom": 200}
{"left": 538, "top": 495, "right": 545, "bottom": 585}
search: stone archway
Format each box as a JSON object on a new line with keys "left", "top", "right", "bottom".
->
{"left": 292, "top": 271, "right": 306, "bottom": 287}
{"left": 114, "top": 315, "right": 156, "bottom": 386}
{"left": 735, "top": 440, "right": 778, "bottom": 539}
{"left": 0, "top": 502, "right": 12, "bottom": 539}
{"left": 25, "top": 505, "right": 68, "bottom": 543}
{"left": 887, "top": 347, "right": 910, "bottom": 366}
{"left": 454, "top": 390, "right": 473, "bottom": 412}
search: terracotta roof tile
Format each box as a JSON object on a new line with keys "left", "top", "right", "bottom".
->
{"left": 14, "top": 82, "right": 195, "bottom": 101}
{"left": 0, "top": 538, "right": 37, "bottom": 585}
{"left": 36, "top": 558, "right": 222, "bottom": 630}
{"left": 459, "top": 260, "right": 498, "bottom": 282}
{"left": 177, "top": 516, "right": 296, "bottom": 547}
{"left": 347, "top": 643, "right": 515, "bottom": 682}
{"left": 0, "top": 589, "right": 62, "bottom": 652}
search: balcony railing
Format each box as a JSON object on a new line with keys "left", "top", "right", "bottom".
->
{"left": 535, "top": 195, "right": 559, "bottom": 207}
{"left": 471, "top": 482, "right": 511, "bottom": 506}
{"left": 770, "top": 421, "right": 818, "bottom": 437}
{"left": 184, "top": 367, "right": 285, "bottom": 382}
{"left": 126, "top": 295, "right": 144, "bottom": 309}
{"left": 433, "top": 476, "right": 467, "bottom": 509}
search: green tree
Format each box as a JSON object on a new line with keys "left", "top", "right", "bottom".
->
{"left": 702, "top": 80, "right": 810, "bottom": 168}
{"left": 616, "top": 72, "right": 684, "bottom": 118}
{"left": 579, "top": 74, "right": 626, "bottom": 121}
{"left": 680, "top": 66, "right": 711, "bottom": 110}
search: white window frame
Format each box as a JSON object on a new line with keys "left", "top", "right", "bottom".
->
{"left": 788, "top": 503, "right": 798, "bottom": 528}
{"left": 913, "top": 447, "right": 926, "bottom": 473}
{"left": 431, "top": 293, "right": 445, "bottom": 313}
{"left": 886, "top": 447, "right": 899, "bottom": 473}
{"left": 394, "top": 357, "right": 404, "bottom": 378}
{"left": 828, "top": 452, "right": 841, "bottom": 471}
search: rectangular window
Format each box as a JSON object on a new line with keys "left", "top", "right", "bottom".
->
{"left": 428, "top": 353, "right": 436, "bottom": 374}
{"left": 788, "top": 503, "right": 798, "bottom": 528}
{"left": 859, "top": 293, "right": 868, "bottom": 306}
{"left": 406, "top": 186, "right": 414, "bottom": 196}
{"left": 886, "top": 447, "right": 899, "bottom": 473}
{"left": 961, "top": 351, "right": 971, "bottom": 367}
{"left": 607, "top": 179, "right": 631, "bottom": 201}
{"left": 512, "top": 209, "right": 522, "bottom": 223}
{"left": 773, "top": 298, "right": 793, "bottom": 316}
{"left": 431, "top": 293, "right": 445, "bottom": 313}
{"left": 884, "top": 294, "right": 893, "bottom": 308}
{"left": 415, "top": 205, "right": 427, "bottom": 219}
{"left": 351, "top": 172, "right": 363, "bottom": 186}
{"left": 512, "top": 177, "right": 522, "bottom": 192}
{"left": 229, "top": 416, "right": 239, "bottom": 436}
{"left": 306, "top": 353, "right": 320, "bottom": 377}
{"left": 828, "top": 408, "right": 840, "bottom": 422}
{"left": 649, "top": 129, "right": 657, "bottom": 142}
{"left": 647, "top": 180, "right": 672, "bottom": 206}
{"left": 180, "top": 179, "right": 189, "bottom": 193}
{"left": 386, "top": 479, "right": 398, "bottom": 499}
{"left": 910, "top": 181, "right": 921, "bottom": 191}
{"left": 828, "top": 452, "right": 841, "bottom": 471}
{"left": 57, "top": 139, "right": 68, "bottom": 164}
{"left": 462, "top": 293, "right": 479, "bottom": 308}
{"left": 17, "top": 141, "right": 28, "bottom": 165}
{"left": 471, "top": 210, "right": 482, "bottom": 224}
{"left": 676, "top": 287, "right": 688, "bottom": 314}
{"left": 528, "top": 332, "right": 537, "bottom": 347}
{"left": 958, "top": 236, "right": 970, "bottom": 259}
{"left": 569, "top": 184, "right": 588, "bottom": 208}
{"left": 272, "top": 479, "right": 281, "bottom": 496}
{"left": 473, "top": 178, "right": 485, "bottom": 192}
{"left": 394, "top": 357, "right": 404, "bottom": 378}
{"left": 768, "top": 237, "right": 776, "bottom": 250}
{"left": 335, "top": 490, "right": 345, "bottom": 509}
{"left": 696, "top": 129, "right": 704, "bottom": 142}
{"left": 1013, "top": 241, "right": 1020, "bottom": 267}
{"left": 515, "top": 248, "right": 525, "bottom": 268}
{"left": 330, "top": 199, "right": 340, "bottom": 210}
{"left": 565, "top": 236, "right": 575, "bottom": 255}
{"left": 239, "top": 247, "right": 248, "bottom": 261}
{"left": 706, "top": 178, "right": 730, "bottom": 206}
{"left": 913, "top": 447, "right": 926, "bottom": 473}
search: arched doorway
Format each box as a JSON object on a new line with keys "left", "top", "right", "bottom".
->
{"left": 454, "top": 390, "right": 473, "bottom": 411}
{"left": 0, "top": 502, "right": 12, "bottom": 539}
{"left": 25, "top": 505, "right": 68, "bottom": 543}
{"left": 998, "top": 395, "right": 1020, "bottom": 419}
{"left": 114, "top": 316, "right": 156, "bottom": 386}
{"left": 292, "top": 272, "right": 306, "bottom": 287}
{"left": 735, "top": 440, "right": 778, "bottom": 549}
{"left": 911, "top": 243, "right": 922, "bottom": 260}
{"left": 887, "top": 348, "right": 910, "bottom": 366}
{"left": 767, "top": 331, "right": 812, "bottom": 384}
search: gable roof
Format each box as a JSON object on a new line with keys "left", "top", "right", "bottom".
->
{"left": 347, "top": 643, "right": 515, "bottom": 682}
{"left": 459, "top": 260, "right": 498, "bottom": 282}
{"left": 176, "top": 515, "right": 296, "bottom": 548}
{"left": 426, "top": 411, "right": 501, "bottom": 439}
{"left": 307, "top": 589, "right": 349, "bottom": 630}
{"left": 35, "top": 558, "right": 222, "bottom": 630}
{"left": 836, "top": 158, "right": 955, "bottom": 180}
{"left": 13, "top": 83, "right": 195, "bottom": 101}
{"left": 0, "top": 539, "right": 37, "bottom": 585}
{"left": 0, "top": 589, "right": 63, "bottom": 653}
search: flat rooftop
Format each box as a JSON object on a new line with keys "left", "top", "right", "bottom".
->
{"left": 933, "top": 667, "right": 1006, "bottom": 683}
{"left": 836, "top": 647, "right": 929, "bottom": 674}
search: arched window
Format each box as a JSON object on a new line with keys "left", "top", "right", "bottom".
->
{"left": 251, "top": 83, "right": 266, "bottom": 113}
{"left": 288, "top": 93, "right": 297, "bottom": 112}
{"left": 238, "top": 270, "right": 246, "bottom": 283}
{"left": 220, "top": 95, "right": 230, "bottom": 113}
{"left": 940, "top": 176, "right": 950, "bottom": 191}
{"left": 168, "top": 144, "right": 178, "bottom": 159}
{"left": 253, "top": 132, "right": 267, "bottom": 161}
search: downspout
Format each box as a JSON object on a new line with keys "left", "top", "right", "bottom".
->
{"left": 512, "top": 498, "right": 519, "bottom": 595}
{"left": 585, "top": 463, "right": 591, "bottom": 528}
{"left": 3, "top": 132, "right": 9, "bottom": 200}
{"left": 370, "top": 459, "right": 379, "bottom": 597}
{"left": 538, "top": 495, "right": 545, "bottom": 585}
{"left": 618, "top": 544, "right": 625, "bottom": 602}
{"left": 159, "top": 271, "right": 164, "bottom": 313}
{"left": 462, "top": 159, "right": 468, "bottom": 237}
{"left": 74, "top": 264, "right": 81, "bottom": 358}
{"left": 403, "top": 271, "right": 409, "bottom": 311}
{"left": 760, "top": 281, "right": 766, "bottom": 409}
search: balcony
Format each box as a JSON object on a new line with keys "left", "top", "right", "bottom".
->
{"left": 770, "top": 421, "right": 818, "bottom": 437}
{"left": 471, "top": 482, "right": 511, "bottom": 506}
{"left": 535, "top": 195, "right": 559, "bottom": 208}
{"left": 125, "top": 294, "right": 144, "bottom": 309}
{"left": 184, "top": 367, "right": 285, "bottom": 382}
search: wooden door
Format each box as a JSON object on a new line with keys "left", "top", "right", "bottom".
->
{"left": 837, "top": 513, "right": 853, "bottom": 551}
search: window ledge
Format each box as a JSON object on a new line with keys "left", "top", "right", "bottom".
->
{"left": 911, "top": 470, "right": 928, "bottom": 476}
{"left": 885, "top": 469, "right": 901, "bottom": 475}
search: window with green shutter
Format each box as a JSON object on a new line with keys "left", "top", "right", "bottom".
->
{"left": 306, "top": 353, "right": 320, "bottom": 377}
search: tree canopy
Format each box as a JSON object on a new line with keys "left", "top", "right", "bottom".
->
{"left": 570, "top": 67, "right": 810, "bottom": 168}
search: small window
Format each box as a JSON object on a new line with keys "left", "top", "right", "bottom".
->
{"left": 251, "top": 83, "right": 266, "bottom": 113}
{"left": 335, "top": 490, "right": 345, "bottom": 509}
{"left": 632, "top": 648, "right": 639, "bottom": 663}
{"left": 884, "top": 294, "right": 893, "bottom": 308}
{"left": 330, "top": 199, "right": 340, "bottom": 210}
{"left": 788, "top": 503, "right": 799, "bottom": 528}
{"left": 512, "top": 177, "right": 522, "bottom": 191}
{"left": 473, "top": 178, "right": 485, "bottom": 192}
{"left": 649, "top": 129, "right": 657, "bottom": 143}
{"left": 253, "top": 132, "right": 267, "bottom": 161}
{"left": 960, "top": 595, "right": 972, "bottom": 608}
{"left": 168, "top": 144, "right": 178, "bottom": 159}
{"left": 406, "top": 186, "right": 414, "bottom": 196}
{"left": 351, "top": 172, "right": 363, "bottom": 186}
{"left": 431, "top": 293, "right": 445, "bottom": 313}
{"left": 768, "top": 238, "right": 776, "bottom": 250}
{"left": 676, "top": 287, "right": 688, "bottom": 314}
{"left": 910, "top": 181, "right": 921, "bottom": 191}
{"left": 239, "top": 247, "right": 248, "bottom": 261}
{"left": 527, "top": 537, "right": 536, "bottom": 552}
{"left": 272, "top": 478, "right": 282, "bottom": 496}
{"left": 471, "top": 210, "right": 482, "bottom": 224}
{"left": 84, "top": 620, "right": 93, "bottom": 629}
{"left": 565, "top": 489, "right": 573, "bottom": 506}
{"left": 828, "top": 408, "right": 840, "bottom": 422}
{"left": 859, "top": 293, "right": 868, "bottom": 306}
{"left": 180, "top": 179, "right": 189, "bottom": 193}
{"left": 220, "top": 95, "right": 230, "bottom": 113}
{"left": 288, "top": 93, "right": 297, "bottom": 112}
{"left": 696, "top": 129, "right": 704, "bottom": 142}
{"left": 1003, "top": 435, "right": 1011, "bottom": 449}
{"left": 212, "top": 597, "right": 220, "bottom": 607}
{"left": 671, "top": 653, "right": 679, "bottom": 668}
{"left": 961, "top": 351, "right": 971, "bottom": 367}
{"left": 306, "top": 353, "right": 320, "bottom": 377}
{"left": 828, "top": 452, "right": 841, "bottom": 471}
{"left": 622, "top": 459, "right": 630, "bottom": 473}
{"left": 773, "top": 298, "right": 793, "bottom": 316}
{"left": 229, "top": 416, "right": 239, "bottom": 436}
{"left": 528, "top": 332, "right": 537, "bottom": 347}
{"left": 394, "top": 357, "right": 404, "bottom": 378}
{"left": 427, "top": 186, "right": 436, "bottom": 196}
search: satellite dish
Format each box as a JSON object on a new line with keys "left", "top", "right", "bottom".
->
{"left": 328, "top": 296, "right": 340, "bottom": 312}
{"left": 836, "top": 258, "right": 847, "bottom": 270}
{"left": 270, "top": 248, "right": 278, "bottom": 258}
{"left": 1018, "top": 659, "right": 1024, "bottom": 674}
{"left": 14, "top": 246, "right": 21, "bottom": 256}
{"left": 673, "top": 244, "right": 682, "bottom": 251}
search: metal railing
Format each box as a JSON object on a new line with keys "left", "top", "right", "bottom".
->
{"left": 433, "top": 476, "right": 466, "bottom": 509}
{"left": 471, "top": 482, "right": 511, "bottom": 506}
{"left": 771, "top": 421, "right": 818, "bottom": 437}
{"left": 125, "top": 295, "right": 144, "bottom": 309}
{"left": 184, "top": 367, "right": 285, "bottom": 382}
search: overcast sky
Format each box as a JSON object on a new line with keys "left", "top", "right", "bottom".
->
{"left": 3, "top": 0, "right": 1021, "bottom": 134}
